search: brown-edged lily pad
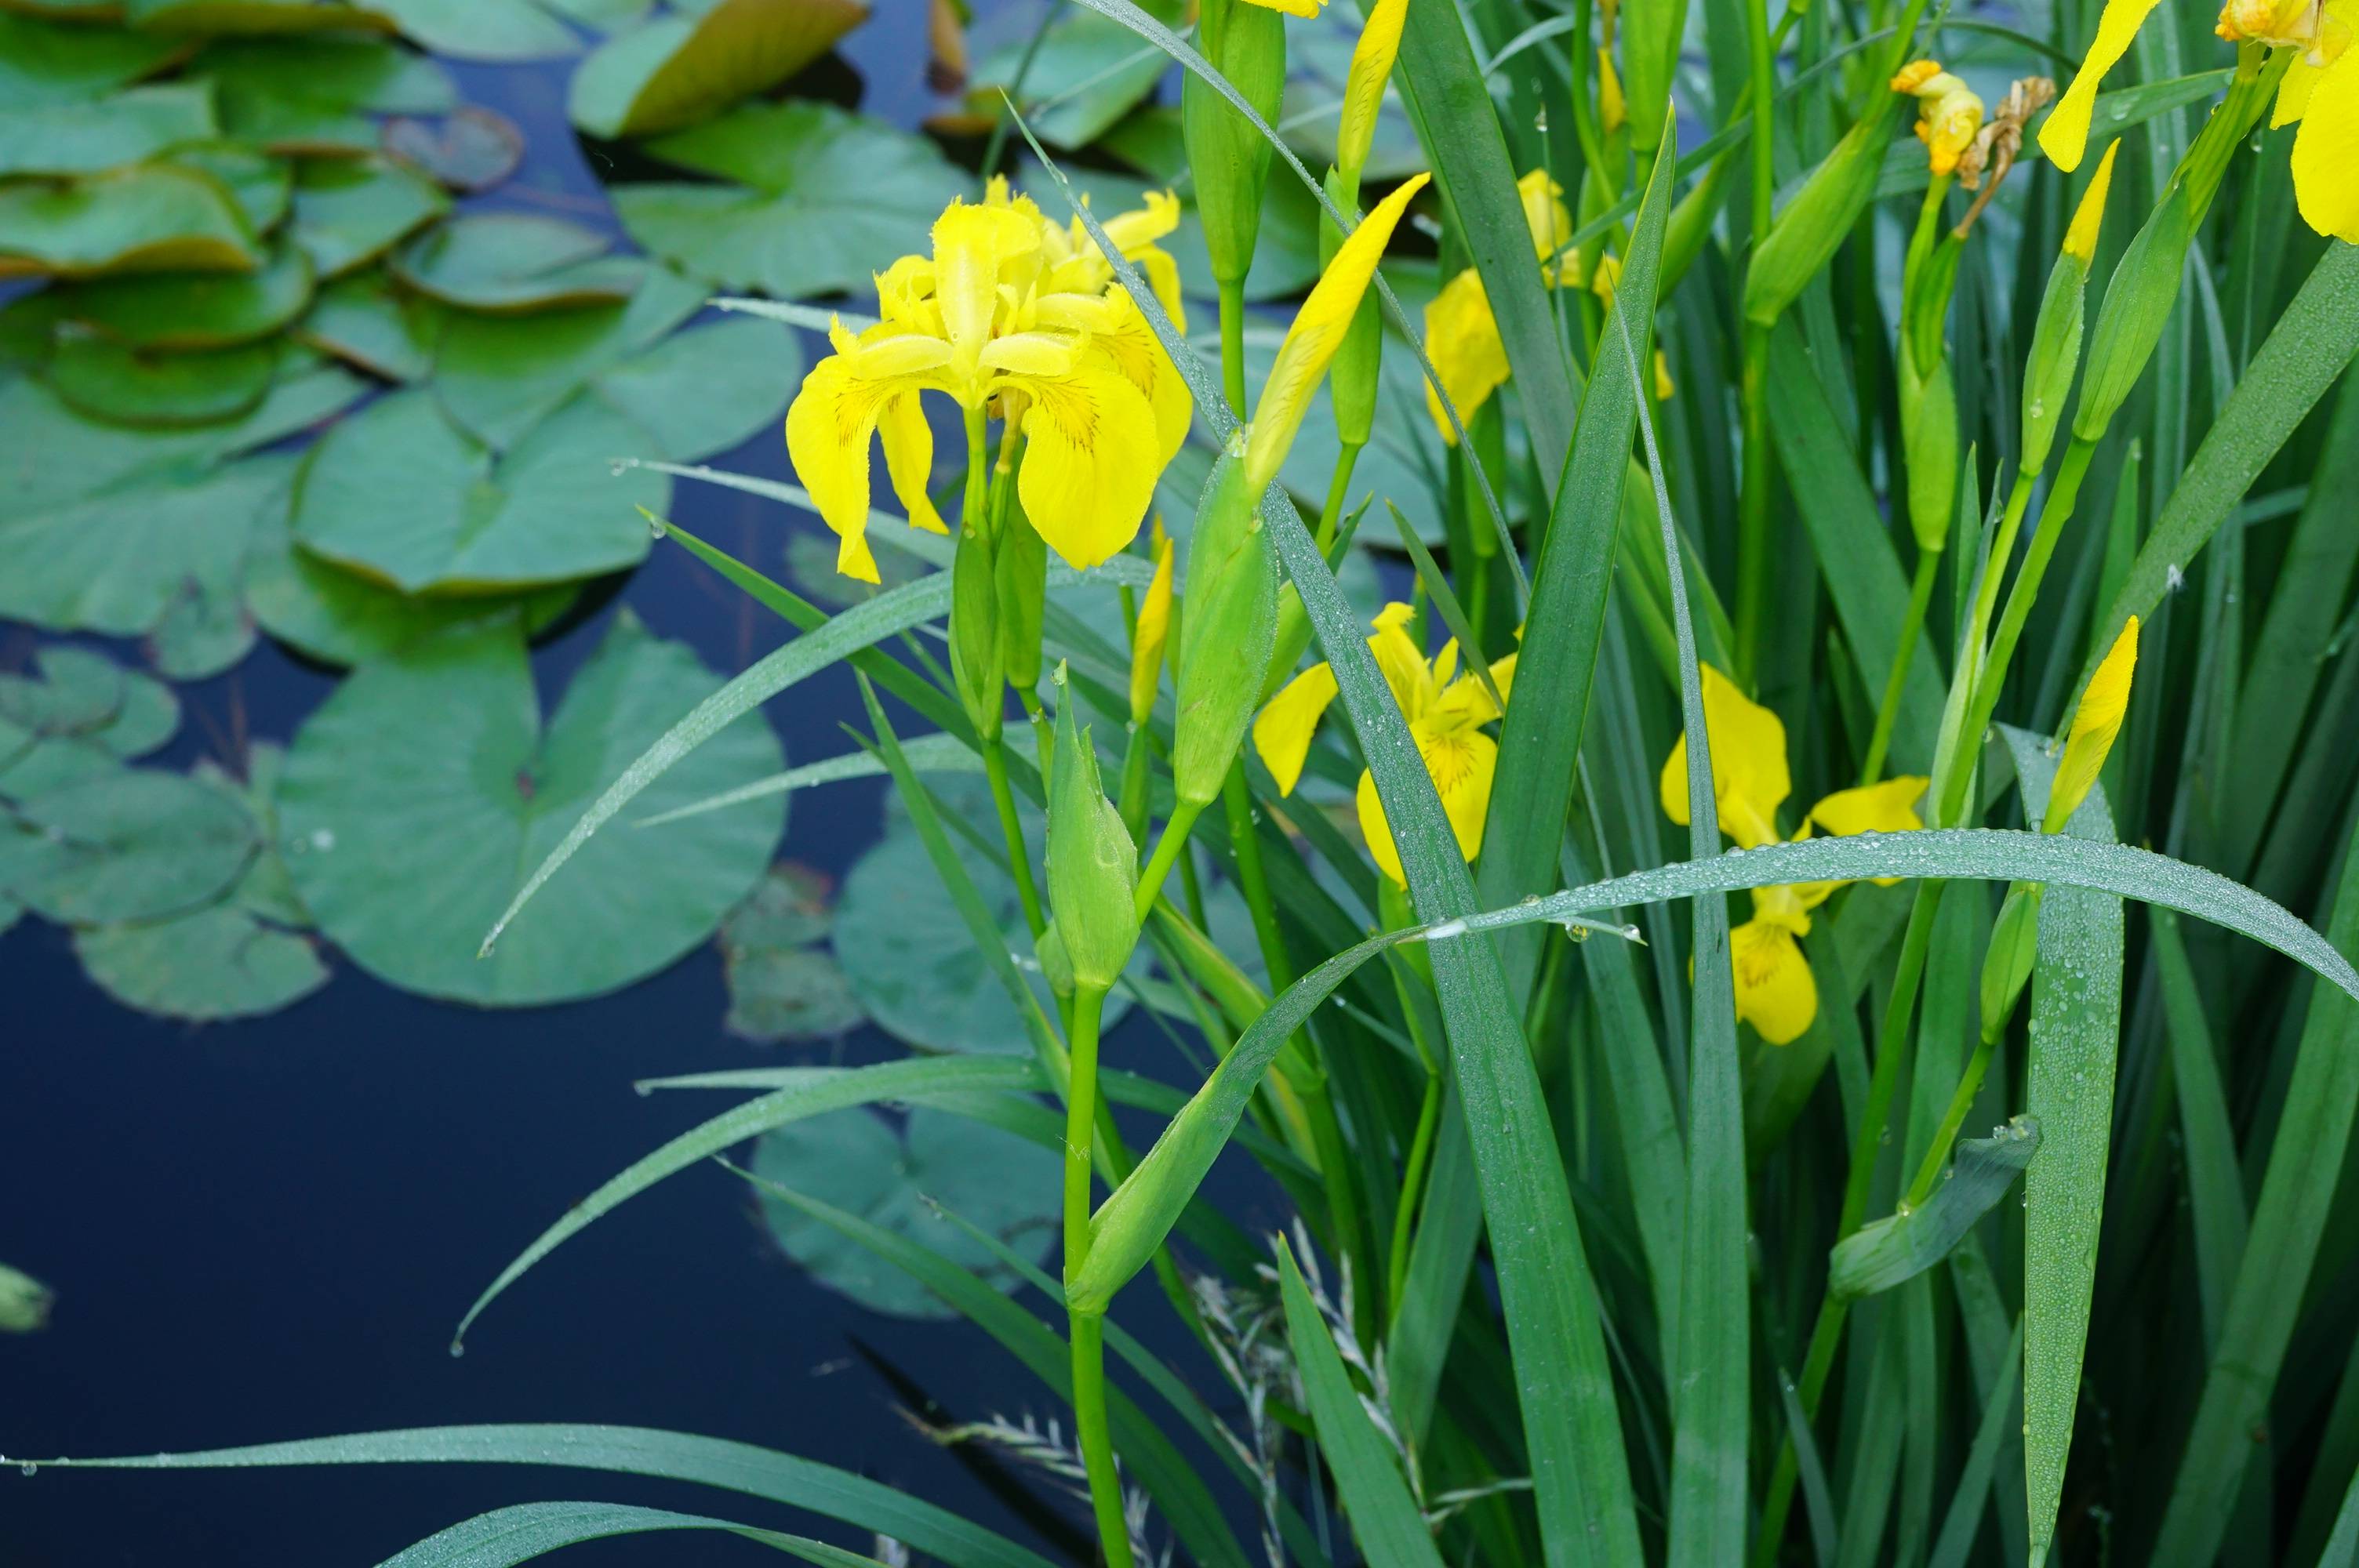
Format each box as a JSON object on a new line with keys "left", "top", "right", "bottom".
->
{"left": 567, "top": 0, "right": 868, "bottom": 140}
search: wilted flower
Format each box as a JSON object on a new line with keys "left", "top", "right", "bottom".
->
{"left": 1892, "top": 59, "right": 1986, "bottom": 176}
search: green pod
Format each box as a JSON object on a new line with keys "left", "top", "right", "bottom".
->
{"left": 2073, "top": 184, "right": 2197, "bottom": 444}
{"left": 1046, "top": 682, "right": 1140, "bottom": 993}
{"left": 1172, "top": 445, "right": 1278, "bottom": 808}
{"left": 0, "top": 1261, "right": 53, "bottom": 1333}
{"left": 1182, "top": 0, "right": 1285, "bottom": 289}
{"left": 994, "top": 510, "right": 1047, "bottom": 698}
{"left": 2018, "top": 250, "right": 2088, "bottom": 477}
{"left": 1321, "top": 166, "right": 1382, "bottom": 448}
{"left": 1258, "top": 586, "right": 1314, "bottom": 706}
{"left": 950, "top": 528, "right": 1004, "bottom": 742}
{"left": 1743, "top": 97, "right": 1903, "bottom": 328}
{"left": 1979, "top": 881, "right": 2043, "bottom": 1044}
{"left": 1619, "top": 0, "right": 1683, "bottom": 154}
{"left": 1899, "top": 339, "right": 1957, "bottom": 555}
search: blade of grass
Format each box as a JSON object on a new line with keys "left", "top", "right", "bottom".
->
{"left": 2150, "top": 905, "right": 2249, "bottom": 1345}
{"left": 380, "top": 1501, "right": 889, "bottom": 1568}
{"left": 635, "top": 735, "right": 980, "bottom": 828}
{"left": 1926, "top": 1319, "right": 2025, "bottom": 1568}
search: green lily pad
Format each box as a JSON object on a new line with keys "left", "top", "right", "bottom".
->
{"left": 244, "top": 496, "right": 577, "bottom": 666}
{"left": 0, "top": 0, "right": 122, "bottom": 17}
{"left": 540, "top": 0, "right": 647, "bottom": 27}
{"left": 295, "top": 267, "right": 440, "bottom": 379}
{"left": 194, "top": 740, "right": 310, "bottom": 927}
{"left": 169, "top": 142, "right": 292, "bottom": 233}
{"left": 123, "top": 0, "right": 398, "bottom": 33}
{"left": 0, "top": 768, "right": 258, "bottom": 925}
{"left": 0, "top": 81, "right": 218, "bottom": 176}
{"left": 1277, "top": 13, "right": 1425, "bottom": 183}
{"left": 49, "top": 333, "right": 279, "bottom": 426}
{"left": 615, "top": 100, "right": 969, "bottom": 297}
{"left": 57, "top": 238, "right": 314, "bottom": 349}
{"left": 427, "top": 262, "right": 703, "bottom": 446}
{"left": 0, "top": 13, "right": 187, "bottom": 109}
{"left": 0, "top": 644, "right": 181, "bottom": 757}
{"left": 593, "top": 317, "right": 799, "bottom": 462}
{"left": 74, "top": 902, "right": 330, "bottom": 1020}
{"left": 373, "top": 0, "right": 580, "bottom": 60}
{"left": 568, "top": 0, "right": 867, "bottom": 140}
{"left": 200, "top": 34, "right": 456, "bottom": 152}
{"left": 291, "top": 155, "right": 447, "bottom": 278}
{"left": 379, "top": 104, "right": 521, "bottom": 190}
{"left": 391, "top": 212, "right": 643, "bottom": 312}
{"left": 0, "top": 161, "right": 262, "bottom": 278}
{"left": 751, "top": 1105, "right": 1059, "bottom": 1319}
{"left": 967, "top": 1, "right": 1174, "bottom": 153}
{"left": 275, "top": 612, "right": 785, "bottom": 1005}
{"left": 720, "top": 865, "right": 871, "bottom": 1044}
{"left": 290, "top": 387, "right": 667, "bottom": 593}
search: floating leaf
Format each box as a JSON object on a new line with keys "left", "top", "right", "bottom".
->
{"left": 380, "top": 104, "right": 522, "bottom": 190}
{"left": 169, "top": 141, "right": 292, "bottom": 233}
{"left": 244, "top": 498, "right": 577, "bottom": 667}
{"left": 0, "top": 81, "right": 217, "bottom": 176}
{"left": 49, "top": 335, "right": 279, "bottom": 426}
{"left": 568, "top": 0, "right": 868, "bottom": 140}
{"left": 194, "top": 741, "right": 310, "bottom": 927}
{"left": 75, "top": 904, "right": 329, "bottom": 1021}
{"left": 0, "top": 13, "right": 187, "bottom": 109}
{"left": 57, "top": 238, "right": 314, "bottom": 349}
{"left": 614, "top": 100, "right": 970, "bottom": 297}
{"left": 373, "top": 0, "right": 580, "bottom": 60}
{"left": 0, "top": 646, "right": 180, "bottom": 798}
{"left": 295, "top": 267, "right": 441, "bottom": 380}
{"left": 275, "top": 612, "right": 783, "bottom": 1005}
{"left": 721, "top": 866, "right": 867, "bottom": 1043}
{"left": 290, "top": 387, "right": 667, "bottom": 593}
{"left": 122, "top": 0, "right": 399, "bottom": 35}
{"left": 391, "top": 212, "right": 642, "bottom": 312}
{"left": 201, "top": 34, "right": 456, "bottom": 152}
{"left": 427, "top": 263, "right": 703, "bottom": 446}
{"left": 832, "top": 815, "right": 1043, "bottom": 1057}
{"left": 967, "top": 2, "right": 1175, "bottom": 151}
{"left": 0, "top": 162, "right": 261, "bottom": 278}
{"left": 0, "top": 769, "right": 257, "bottom": 925}
{"left": 751, "top": 1106, "right": 1058, "bottom": 1319}
{"left": 290, "top": 155, "right": 448, "bottom": 278}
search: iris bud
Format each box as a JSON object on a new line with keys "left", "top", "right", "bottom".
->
{"left": 1183, "top": 0, "right": 1285, "bottom": 290}
{"left": 1046, "top": 667, "right": 1140, "bottom": 993}
{"left": 1172, "top": 445, "right": 1278, "bottom": 808}
{"left": 1744, "top": 96, "right": 1906, "bottom": 327}
{"left": 1980, "top": 882, "right": 2043, "bottom": 1043}
{"left": 951, "top": 532, "right": 1003, "bottom": 742}
{"left": 0, "top": 1261, "right": 54, "bottom": 1334}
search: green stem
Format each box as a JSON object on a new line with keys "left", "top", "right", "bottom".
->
{"left": 1903, "top": 1029, "right": 2001, "bottom": 1210}
{"left": 1387, "top": 1071, "right": 1444, "bottom": 1312}
{"left": 1134, "top": 798, "right": 1207, "bottom": 923}
{"left": 1061, "top": 983, "right": 1133, "bottom": 1568}
{"left": 1861, "top": 544, "right": 1940, "bottom": 786}
{"left": 982, "top": 740, "right": 1045, "bottom": 940}
{"left": 1218, "top": 277, "right": 1249, "bottom": 419}
{"left": 1744, "top": 0, "right": 1776, "bottom": 247}
{"left": 1318, "top": 439, "right": 1363, "bottom": 549}
{"left": 1736, "top": 321, "right": 1774, "bottom": 684}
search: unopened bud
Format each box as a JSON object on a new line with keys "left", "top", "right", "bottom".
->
{"left": 994, "top": 504, "right": 1047, "bottom": 698}
{"left": 1047, "top": 669, "right": 1140, "bottom": 993}
{"left": 1980, "top": 882, "right": 2043, "bottom": 1042}
{"left": 1321, "top": 167, "right": 1384, "bottom": 449}
{"left": 1183, "top": 0, "right": 1286, "bottom": 289}
{"left": 1172, "top": 447, "right": 1278, "bottom": 807}
{"left": 1899, "top": 339, "right": 1957, "bottom": 554}
{"left": 950, "top": 532, "right": 1003, "bottom": 741}
{"left": 0, "top": 1262, "right": 54, "bottom": 1333}
{"left": 1745, "top": 97, "right": 1904, "bottom": 326}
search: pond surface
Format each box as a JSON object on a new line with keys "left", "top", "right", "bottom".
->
{"left": 0, "top": 12, "right": 1276, "bottom": 1562}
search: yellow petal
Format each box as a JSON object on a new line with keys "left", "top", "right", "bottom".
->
{"left": 930, "top": 199, "right": 1039, "bottom": 357}
{"left": 1659, "top": 663, "right": 1791, "bottom": 849}
{"left": 980, "top": 330, "right": 1080, "bottom": 378}
{"left": 2039, "top": 0, "right": 2165, "bottom": 170}
{"left": 2292, "top": 49, "right": 2359, "bottom": 241}
{"left": 1338, "top": 0, "right": 1409, "bottom": 180}
{"left": 1808, "top": 775, "right": 1928, "bottom": 837}
{"left": 1009, "top": 353, "right": 1162, "bottom": 570}
{"left": 1598, "top": 46, "right": 1627, "bottom": 136}
{"left": 1253, "top": 660, "right": 1341, "bottom": 795}
{"left": 1101, "top": 190, "right": 1182, "bottom": 251}
{"left": 1488, "top": 648, "right": 1518, "bottom": 704}
{"left": 1421, "top": 266, "right": 1510, "bottom": 445}
{"left": 1087, "top": 288, "right": 1192, "bottom": 466}
{"left": 1731, "top": 915, "right": 1819, "bottom": 1044}
{"left": 2063, "top": 139, "right": 2121, "bottom": 261}
{"left": 1890, "top": 59, "right": 1945, "bottom": 93}
{"left": 1653, "top": 349, "right": 1676, "bottom": 400}
{"left": 1241, "top": 0, "right": 1324, "bottom": 13}
{"left": 783, "top": 349, "right": 898, "bottom": 584}
{"left": 2048, "top": 615, "right": 2139, "bottom": 830}
{"left": 1354, "top": 723, "right": 1496, "bottom": 886}
{"left": 1130, "top": 526, "right": 1176, "bottom": 723}
{"left": 876, "top": 389, "right": 946, "bottom": 535}
{"left": 1245, "top": 172, "right": 1430, "bottom": 492}
{"left": 2276, "top": 50, "right": 2327, "bottom": 126}
{"left": 1366, "top": 601, "right": 1434, "bottom": 721}
{"left": 1136, "top": 243, "right": 1189, "bottom": 335}
{"left": 1515, "top": 169, "right": 1573, "bottom": 261}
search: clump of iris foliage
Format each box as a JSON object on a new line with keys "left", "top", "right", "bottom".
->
{"left": 16, "top": 0, "right": 2359, "bottom": 1560}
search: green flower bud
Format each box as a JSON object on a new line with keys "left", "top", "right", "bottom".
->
{"left": 2019, "top": 253, "right": 2088, "bottom": 477}
{"left": 2072, "top": 184, "right": 2197, "bottom": 444}
{"left": 1036, "top": 918, "right": 1077, "bottom": 1003}
{"left": 1183, "top": 0, "right": 1285, "bottom": 289}
{"left": 1172, "top": 445, "right": 1278, "bottom": 807}
{"left": 1979, "top": 882, "right": 2043, "bottom": 1044}
{"left": 1899, "top": 339, "right": 1957, "bottom": 555}
{"left": 950, "top": 529, "right": 1003, "bottom": 742}
{"left": 1321, "top": 167, "right": 1383, "bottom": 449}
{"left": 0, "top": 1261, "right": 53, "bottom": 1334}
{"left": 1047, "top": 671, "right": 1140, "bottom": 993}
{"left": 1743, "top": 97, "right": 1903, "bottom": 328}
{"left": 994, "top": 504, "right": 1047, "bottom": 699}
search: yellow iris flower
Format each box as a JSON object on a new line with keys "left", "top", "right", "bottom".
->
{"left": 2042, "top": 0, "right": 2359, "bottom": 241}
{"left": 1421, "top": 169, "right": 1575, "bottom": 444}
{"left": 1660, "top": 666, "right": 1928, "bottom": 1044}
{"left": 1129, "top": 519, "right": 1175, "bottom": 725}
{"left": 2046, "top": 615, "right": 2139, "bottom": 829}
{"left": 1252, "top": 602, "right": 1520, "bottom": 887}
{"left": 785, "top": 188, "right": 1191, "bottom": 583}
{"left": 1891, "top": 59, "right": 1986, "bottom": 176}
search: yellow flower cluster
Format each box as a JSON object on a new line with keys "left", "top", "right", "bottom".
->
{"left": 784, "top": 184, "right": 1194, "bottom": 583}
{"left": 1892, "top": 58, "right": 1987, "bottom": 177}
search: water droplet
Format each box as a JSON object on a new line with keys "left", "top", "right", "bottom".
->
{"left": 1533, "top": 109, "right": 1550, "bottom": 132}
{"left": 310, "top": 827, "right": 336, "bottom": 852}
{"left": 18, "top": 1463, "right": 36, "bottom": 1477}
{"left": 634, "top": 1083, "right": 652, "bottom": 1098}
{"left": 448, "top": 1340, "right": 466, "bottom": 1359}
{"left": 645, "top": 514, "right": 667, "bottom": 538}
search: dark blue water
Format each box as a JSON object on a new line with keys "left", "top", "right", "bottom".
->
{"left": 0, "top": 15, "right": 1265, "bottom": 1563}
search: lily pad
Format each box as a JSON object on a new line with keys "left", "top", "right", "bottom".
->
{"left": 194, "top": 741, "right": 310, "bottom": 927}
{"left": 751, "top": 1105, "right": 1058, "bottom": 1319}
{"left": 200, "top": 34, "right": 456, "bottom": 152}
{"left": 57, "top": 238, "right": 314, "bottom": 349}
{"left": 391, "top": 212, "right": 643, "bottom": 312}
{"left": 244, "top": 498, "right": 577, "bottom": 666}
{"left": 49, "top": 334, "right": 279, "bottom": 426}
{"left": 427, "top": 262, "right": 703, "bottom": 446}
{"left": 169, "top": 142, "right": 292, "bottom": 233}
{"left": 74, "top": 903, "right": 329, "bottom": 1020}
{"left": 0, "top": 769, "right": 258, "bottom": 925}
{"left": 291, "top": 155, "right": 447, "bottom": 278}
{"left": 373, "top": 0, "right": 580, "bottom": 60}
{"left": 1063, "top": 131, "right": 1319, "bottom": 303}
{"left": 123, "top": 0, "right": 398, "bottom": 34}
{"left": 290, "top": 387, "right": 668, "bottom": 593}
{"left": 0, "top": 645, "right": 181, "bottom": 757}
{"left": 721, "top": 865, "right": 871, "bottom": 1043}
{"left": 0, "top": 161, "right": 261, "bottom": 278}
{"left": 295, "top": 267, "right": 440, "bottom": 380}
{"left": 380, "top": 104, "right": 521, "bottom": 190}
{"left": 0, "top": 81, "right": 218, "bottom": 176}
{"left": 274, "top": 612, "right": 785, "bottom": 1004}
{"left": 967, "top": 0, "right": 1175, "bottom": 152}
{"left": 568, "top": 0, "right": 868, "bottom": 140}
{"left": 614, "top": 100, "right": 969, "bottom": 297}
{"left": 0, "top": 13, "right": 187, "bottom": 109}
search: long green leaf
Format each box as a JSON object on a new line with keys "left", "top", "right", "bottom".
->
{"left": 380, "top": 1501, "right": 884, "bottom": 1568}
{"left": 451, "top": 1056, "right": 1039, "bottom": 1348}
{"left": 1926, "top": 1319, "right": 2024, "bottom": 1568}
{"left": 1829, "top": 1119, "right": 2040, "bottom": 1298}
{"left": 23, "top": 1428, "right": 1054, "bottom": 1568}
{"left": 636, "top": 735, "right": 981, "bottom": 828}
{"left": 2151, "top": 905, "right": 2248, "bottom": 1344}
{"left": 1275, "top": 1241, "right": 1445, "bottom": 1568}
